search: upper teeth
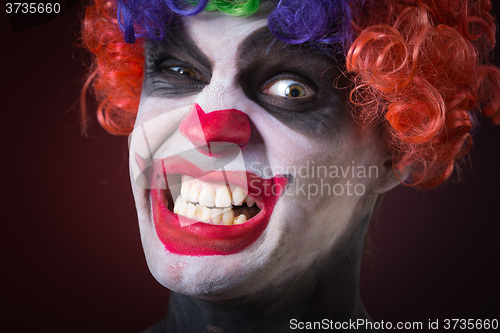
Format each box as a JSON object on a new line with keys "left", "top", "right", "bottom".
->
{"left": 215, "top": 185, "right": 232, "bottom": 208}
{"left": 174, "top": 175, "right": 256, "bottom": 225}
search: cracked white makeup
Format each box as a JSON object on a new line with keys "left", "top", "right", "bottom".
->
{"left": 128, "top": 11, "right": 397, "bottom": 312}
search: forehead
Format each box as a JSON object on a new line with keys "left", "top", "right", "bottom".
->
{"left": 184, "top": 10, "right": 269, "bottom": 38}
{"left": 180, "top": 11, "right": 270, "bottom": 62}
{"left": 150, "top": 11, "right": 338, "bottom": 74}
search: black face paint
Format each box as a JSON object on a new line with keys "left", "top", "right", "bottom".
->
{"left": 236, "top": 27, "right": 351, "bottom": 139}
{"left": 144, "top": 25, "right": 212, "bottom": 97}
{"left": 144, "top": 24, "right": 351, "bottom": 139}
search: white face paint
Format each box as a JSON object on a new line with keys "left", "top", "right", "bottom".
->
{"left": 129, "top": 11, "right": 393, "bottom": 302}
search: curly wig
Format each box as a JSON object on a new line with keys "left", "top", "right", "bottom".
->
{"left": 81, "top": 0, "right": 500, "bottom": 188}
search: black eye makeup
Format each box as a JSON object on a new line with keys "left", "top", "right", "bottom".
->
{"left": 143, "top": 24, "right": 349, "bottom": 138}
{"left": 166, "top": 65, "right": 202, "bottom": 80}
{"left": 257, "top": 71, "right": 319, "bottom": 111}
{"left": 264, "top": 80, "right": 309, "bottom": 98}
{"left": 144, "top": 28, "right": 212, "bottom": 97}
{"left": 236, "top": 28, "right": 349, "bottom": 137}
{"left": 145, "top": 50, "right": 209, "bottom": 96}
{"left": 261, "top": 73, "right": 316, "bottom": 101}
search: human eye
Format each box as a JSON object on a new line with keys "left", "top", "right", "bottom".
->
{"left": 164, "top": 65, "right": 203, "bottom": 81}
{"left": 145, "top": 56, "right": 209, "bottom": 96}
{"left": 255, "top": 73, "right": 317, "bottom": 112}
{"left": 156, "top": 58, "right": 206, "bottom": 82}
{"left": 261, "top": 79, "right": 314, "bottom": 99}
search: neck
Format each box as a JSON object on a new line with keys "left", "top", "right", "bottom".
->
{"left": 164, "top": 196, "right": 380, "bottom": 333}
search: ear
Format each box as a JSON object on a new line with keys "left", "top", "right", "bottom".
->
{"left": 367, "top": 158, "right": 411, "bottom": 195}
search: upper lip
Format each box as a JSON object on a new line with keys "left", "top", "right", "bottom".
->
{"left": 135, "top": 153, "right": 269, "bottom": 200}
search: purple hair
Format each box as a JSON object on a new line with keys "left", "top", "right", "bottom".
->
{"left": 116, "top": 0, "right": 354, "bottom": 50}
{"left": 268, "top": 0, "right": 354, "bottom": 50}
{"left": 117, "top": 0, "right": 209, "bottom": 43}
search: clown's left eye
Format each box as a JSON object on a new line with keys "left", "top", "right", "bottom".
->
{"left": 261, "top": 79, "right": 314, "bottom": 99}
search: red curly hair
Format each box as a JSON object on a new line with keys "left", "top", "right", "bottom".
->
{"left": 81, "top": 0, "right": 144, "bottom": 135}
{"left": 347, "top": 0, "right": 500, "bottom": 187}
{"left": 81, "top": 0, "right": 500, "bottom": 188}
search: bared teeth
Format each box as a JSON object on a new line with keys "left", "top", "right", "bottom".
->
{"left": 188, "top": 185, "right": 200, "bottom": 203}
{"left": 180, "top": 175, "right": 192, "bottom": 201}
{"left": 211, "top": 208, "right": 223, "bottom": 225}
{"left": 199, "top": 184, "right": 215, "bottom": 207}
{"left": 172, "top": 175, "right": 259, "bottom": 225}
{"left": 181, "top": 181, "right": 189, "bottom": 201}
{"left": 198, "top": 205, "right": 211, "bottom": 222}
{"left": 215, "top": 185, "right": 232, "bottom": 208}
{"left": 178, "top": 201, "right": 188, "bottom": 215}
{"left": 231, "top": 186, "right": 246, "bottom": 206}
{"left": 222, "top": 208, "right": 234, "bottom": 225}
{"left": 245, "top": 196, "right": 255, "bottom": 207}
{"left": 173, "top": 195, "right": 182, "bottom": 212}
{"left": 186, "top": 203, "right": 197, "bottom": 219}
{"left": 234, "top": 214, "right": 247, "bottom": 225}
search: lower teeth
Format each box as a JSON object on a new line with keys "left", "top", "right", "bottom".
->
{"left": 173, "top": 195, "right": 254, "bottom": 226}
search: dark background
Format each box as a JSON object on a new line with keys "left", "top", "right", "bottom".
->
{"left": 2, "top": 1, "right": 499, "bottom": 332}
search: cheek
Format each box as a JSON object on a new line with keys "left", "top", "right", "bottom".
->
{"left": 129, "top": 99, "right": 192, "bottom": 180}
{"left": 251, "top": 120, "right": 358, "bottom": 182}
{"left": 134, "top": 95, "right": 193, "bottom": 127}
{"left": 264, "top": 126, "right": 379, "bottom": 242}
{"left": 246, "top": 97, "right": 359, "bottom": 171}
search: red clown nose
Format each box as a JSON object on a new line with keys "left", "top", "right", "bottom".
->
{"left": 179, "top": 104, "right": 251, "bottom": 157}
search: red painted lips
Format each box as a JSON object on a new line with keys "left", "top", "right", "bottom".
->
{"left": 140, "top": 155, "right": 287, "bottom": 256}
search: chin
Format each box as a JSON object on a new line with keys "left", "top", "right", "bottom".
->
{"left": 133, "top": 167, "right": 357, "bottom": 301}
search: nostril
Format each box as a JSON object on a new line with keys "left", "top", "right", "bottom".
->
{"left": 179, "top": 104, "right": 251, "bottom": 156}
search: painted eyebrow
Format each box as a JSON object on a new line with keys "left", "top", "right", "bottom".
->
{"left": 164, "top": 24, "right": 272, "bottom": 72}
{"left": 235, "top": 26, "right": 276, "bottom": 71}
{"left": 146, "top": 23, "right": 212, "bottom": 72}
{"left": 234, "top": 26, "right": 336, "bottom": 74}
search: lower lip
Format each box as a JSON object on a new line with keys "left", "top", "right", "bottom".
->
{"left": 150, "top": 175, "right": 287, "bottom": 256}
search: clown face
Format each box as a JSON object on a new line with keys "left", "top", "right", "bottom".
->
{"left": 128, "top": 10, "right": 394, "bottom": 302}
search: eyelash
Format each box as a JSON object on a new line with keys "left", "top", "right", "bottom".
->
{"left": 150, "top": 58, "right": 317, "bottom": 105}
{"left": 164, "top": 64, "right": 314, "bottom": 97}
{"left": 261, "top": 79, "right": 314, "bottom": 99}
{"left": 164, "top": 65, "right": 204, "bottom": 81}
